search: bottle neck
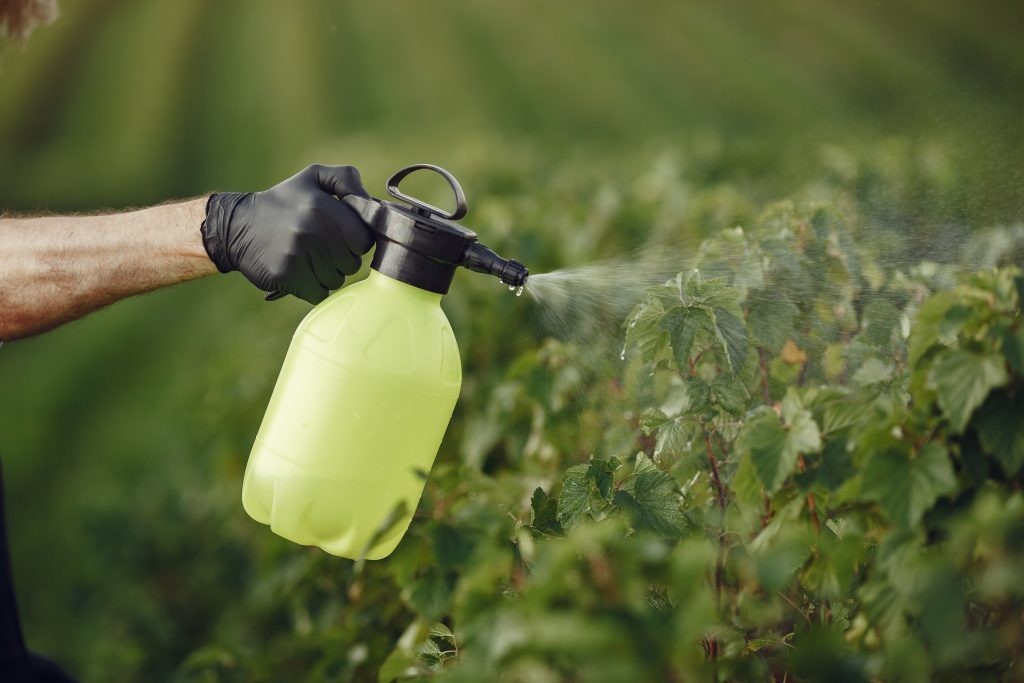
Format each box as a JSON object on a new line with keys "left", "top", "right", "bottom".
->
{"left": 367, "top": 267, "right": 444, "bottom": 304}
{"left": 370, "top": 238, "right": 459, "bottom": 295}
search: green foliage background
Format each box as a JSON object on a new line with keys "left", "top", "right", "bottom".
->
{"left": 1, "top": 1, "right": 1023, "bottom": 680}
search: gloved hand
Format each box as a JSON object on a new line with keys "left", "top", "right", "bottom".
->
{"left": 201, "top": 164, "right": 376, "bottom": 304}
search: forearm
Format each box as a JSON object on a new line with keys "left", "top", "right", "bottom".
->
{"left": 0, "top": 198, "right": 217, "bottom": 340}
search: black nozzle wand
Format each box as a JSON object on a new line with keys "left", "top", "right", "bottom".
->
{"left": 461, "top": 243, "right": 529, "bottom": 287}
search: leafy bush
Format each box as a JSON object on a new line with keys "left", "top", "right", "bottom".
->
{"left": 379, "top": 197, "right": 1023, "bottom": 682}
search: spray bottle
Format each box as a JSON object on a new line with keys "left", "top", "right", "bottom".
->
{"left": 242, "top": 164, "right": 528, "bottom": 560}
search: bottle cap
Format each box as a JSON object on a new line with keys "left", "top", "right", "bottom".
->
{"left": 347, "top": 164, "right": 527, "bottom": 294}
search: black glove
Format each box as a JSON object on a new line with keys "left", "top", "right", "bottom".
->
{"left": 202, "top": 164, "right": 376, "bottom": 304}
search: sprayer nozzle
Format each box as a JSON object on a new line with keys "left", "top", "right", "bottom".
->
{"left": 461, "top": 243, "right": 529, "bottom": 287}
{"left": 500, "top": 259, "right": 529, "bottom": 287}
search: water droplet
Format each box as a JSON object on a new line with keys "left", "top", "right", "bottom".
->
{"left": 508, "top": 285, "right": 515, "bottom": 292}
{"left": 619, "top": 349, "right": 626, "bottom": 361}
{"left": 515, "top": 286, "right": 524, "bottom": 297}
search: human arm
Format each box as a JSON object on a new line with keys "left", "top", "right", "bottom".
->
{"left": 0, "top": 164, "right": 375, "bottom": 341}
{"left": 0, "top": 199, "right": 214, "bottom": 340}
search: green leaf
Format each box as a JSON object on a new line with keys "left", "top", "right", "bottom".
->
{"left": 685, "top": 378, "right": 713, "bottom": 415}
{"left": 822, "top": 342, "right": 846, "bottom": 379}
{"left": 660, "top": 306, "right": 714, "bottom": 369}
{"left": 907, "top": 291, "right": 955, "bottom": 367}
{"left": 747, "top": 294, "right": 798, "bottom": 352}
{"left": 908, "top": 291, "right": 969, "bottom": 367}
{"left": 653, "top": 417, "right": 691, "bottom": 460}
{"left": 821, "top": 396, "right": 870, "bottom": 434}
{"left": 530, "top": 487, "right": 563, "bottom": 536}
{"left": 713, "top": 307, "right": 748, "bottom": 373}
{"left": 556, "top": 464, "right": 592, "bottom": 529}
{"left": 432, "top": 523, "right": 475, "bottom": 569}
{"left": 852, "top": 357, "right": 893, "bottom": 386}
{"left": 631, "top": 451, "right": 659, "bottom": 476}
{"left": 625, "top": 299, "right": 669, "bottom": 362}
{"left": 788, "top": 409, "right": 823, "bottom": 459}
{"left": 416, "top": 635, "right": 452, "bottom": 670}
{"left": 780, "top": 389, "right": 804, "bottom": 423}
{"left": 750, "top": 495, "right": 806, "bottom": 554}
{"left": 417, "top": 638, "right": 442, "bottom": 659}
{"left": 811, "top": 438, "right": 856, "bottom": 491}
{"left": 974, "top": 390, "right": 1024, "bottom": 476}
{"left": 927, "top": 350, "right": 1008, "bottom": 433}
{"left": 639, "top": 407, "right": 671, "bottom": 432}
{"left": 1003, "top": 325, "right": 1024, "bottom": 373}
{"left": 862, "top": 444, "right": 957, "bottom": 527}
{"left": 710, "top": 375, "right": 748, "bottom": 415}
{"left": 684, "top": 273, "right": 739, "bottom": 309}
{"left": 769, "top": 356, "right": 801, "bottom": 385}
{"left": 428, "top": 622, "right": 456, "bottom": 642}
{"left": 731, "top": 452, "right": 763, "bottom": 516}
{"left": 587, "top": 457, "right": 621, "bottom": 500}
{"left": 801, "top": 532, "right": 864, "bottom": 599}
{"left": 613, "top": 465, "right": 688, "bottom": 539}
{"left": 743, "top": 413, "right": 788, "bottom": 493}
{"left": 755, "top": 530, "right": 812, "bottom": 592}
{"left": 860, "top": 298, "right": 900, "bottom": 348}
{"left": 410, "top": 568, "right": 452, "bottom": 620}
{"left": 378, "top": 647, "right": 420, "bottom": 683}
{"left": 742, "top": 406, "right": 821, "bottom": 493}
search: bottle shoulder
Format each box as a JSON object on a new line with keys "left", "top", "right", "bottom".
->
{"left": 301, "top": 278, "right": 454, "bottom": 335}
{"left": 291, "top": 277, "right": 461, "bottom": 393}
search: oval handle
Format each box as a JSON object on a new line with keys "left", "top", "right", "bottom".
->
{"left": 386, "top": 164, "right": 467, "bottom": 221}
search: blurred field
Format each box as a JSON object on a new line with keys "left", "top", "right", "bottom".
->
{"left": 1, "top": 0, "right": 1023, "bottom": 680}
{"left": 3, "top": 0, "right": 1023, "bottom": 212}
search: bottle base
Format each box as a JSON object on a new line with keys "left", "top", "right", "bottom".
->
{"left": 242, "top": 447, "right": 412, "bottom": 560}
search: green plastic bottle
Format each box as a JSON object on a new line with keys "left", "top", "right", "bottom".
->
{"left": 242, "top": 164, "right": 528, "bottom": 559}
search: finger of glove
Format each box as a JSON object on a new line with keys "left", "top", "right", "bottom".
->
{"left": 314, "top": 164, "right": 369, "bottom": 200}
{"left": 316, "top": 196, "right": 374, "bottom": 259}
{"left": 308, "top": 244, "right": 346, "bottom": 292}
{"left": 287, "top": 262, "right": 329, "bottom": 304}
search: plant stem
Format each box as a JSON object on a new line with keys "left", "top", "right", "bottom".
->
{"left": 701, "top": 426, "right": 728, "bottom": 666}
{"left": 807, "top": 492, "right": 820, "bottom": 535}
{"left": 758, "top": 347, "right": 771, "bottom": 402}
{"left": 703, "top": 429, "right": 728, "bottom": 511}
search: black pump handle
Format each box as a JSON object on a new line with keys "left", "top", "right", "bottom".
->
{"left": 386, "top": 164, "right": 468, "bottom": 221}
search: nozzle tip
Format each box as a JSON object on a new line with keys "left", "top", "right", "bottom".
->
{"left": 461, "top": 242, "right": 529, "bottom": 287}
{"left": 500, "top": 259, "right": 529, "bottom": 288}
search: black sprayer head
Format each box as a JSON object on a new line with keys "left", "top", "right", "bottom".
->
{"left": 342, "top": 164, "right": 529, "bottom": 294}
{"left": 462, "top": 243, "right": 528, "bottom": 287}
